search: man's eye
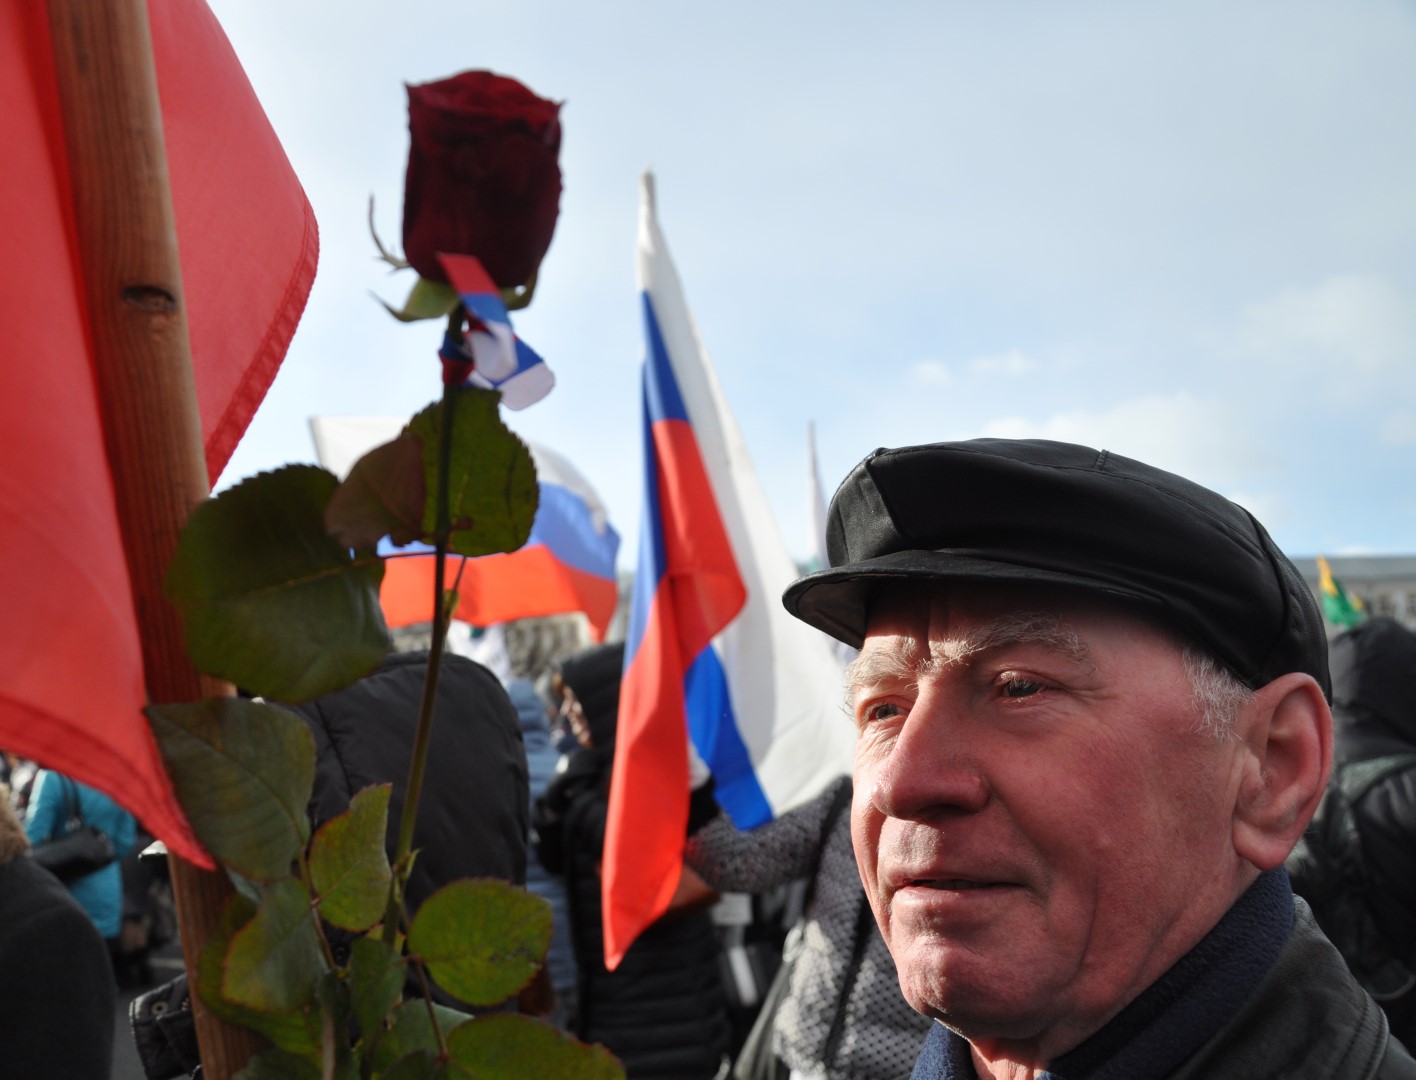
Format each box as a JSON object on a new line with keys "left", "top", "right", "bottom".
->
{"left": 862, "top": 701, "right": 905, "bottom": 724}
{"left": 1000, "top": 677, "right": 1044, "bottom": 698}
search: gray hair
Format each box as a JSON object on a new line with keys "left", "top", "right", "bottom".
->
{"left": 1182, "top": 644, "right": 1252, "bottom": 739}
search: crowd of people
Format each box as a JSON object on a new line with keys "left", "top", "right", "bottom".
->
{"left": 6, "top": 437, "right": 1416, "bottom": 1079}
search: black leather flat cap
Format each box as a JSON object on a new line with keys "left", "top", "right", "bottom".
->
{"left": 783, "top": 439, "right": 1329, "bottom": 697}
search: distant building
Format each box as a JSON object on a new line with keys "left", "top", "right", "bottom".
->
{"left": 1291, "top": 555, "right": 1416, "bottom": 634}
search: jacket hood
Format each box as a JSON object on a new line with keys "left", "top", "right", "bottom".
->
{"left": 1328, "top": 617, "right": 1416, "bottom": 757}
{"left": 556, "top": 643, "right": 625, "bottom": 748}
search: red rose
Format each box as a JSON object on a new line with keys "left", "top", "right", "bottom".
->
{"left": 402, "top": 70, "right": 562, "bottom": 288}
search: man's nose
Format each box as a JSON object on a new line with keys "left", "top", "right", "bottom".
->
{"left": 869, "top": 690, "right": 990, "bottom": 821}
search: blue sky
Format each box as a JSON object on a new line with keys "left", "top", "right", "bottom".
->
{"left": 209, "top": 0, "right": 1416, "bottom": 568}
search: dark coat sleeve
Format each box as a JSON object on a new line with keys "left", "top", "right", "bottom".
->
{"left": 1357, "top": 766, "right": 1416, "bottom": 958}
{"left": 0, "top": 860, "right": 115, "bottom": 1078}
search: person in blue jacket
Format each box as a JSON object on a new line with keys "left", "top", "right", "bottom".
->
{"left": 24, "top": 769, "right": 137, "bottom": 951}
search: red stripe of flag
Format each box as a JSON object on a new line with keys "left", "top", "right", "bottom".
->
{"left": 602, "top": 416, "right": 744, "bottom": 968}
{"left": 380, "top": 545, "right": 619, "bottom": 642}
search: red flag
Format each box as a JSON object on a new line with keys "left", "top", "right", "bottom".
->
{"left": 0, "top": 0, "right": 316, "bottom": 862}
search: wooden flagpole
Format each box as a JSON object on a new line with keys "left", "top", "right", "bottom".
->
{"left": 43, "top": 0, "right": 261, "bottom": 1075}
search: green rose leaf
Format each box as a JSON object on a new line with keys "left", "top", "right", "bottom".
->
{"left": 224, "top": 879, "right": 326, "bottom": 1015}
{"left": 347, "top": 935, "right": 405, "bottom": 1049}
{"left": 164, "top": 464, "right": 390, "bottom": 702}
{"left": 378, "top": 275, "right": 461, "bottom": 322}
{"left": 406, "top": 390, "right": 538, "bottom": 558}
{"left": 367, "top": 1000, "right": 472, "bottom": 1074}
{"left": 445, "top": 1014, "right": 625, "bottom": 1080}
{"left": 380, "top": 1051, "right": 444, "bottom": 1080}
{"left": 232, "top": 1047, "right": 322, "bottom": 1080}
{"left": 197, "top": 892, "right": 322, "bottom": 1059}
{"left": 146, "top": 698, "right": 313, "bottom": 880}
{"left": 325, "top": 433, "right": 426, "bottom": 551}
{"left": 407, "top": 879, "right": 551, "bottom": 1007}
{"left": 309, "top": 783, "right": 393, "bottom": 931}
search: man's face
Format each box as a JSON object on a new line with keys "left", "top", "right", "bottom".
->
{"left": 850, "top": 584, "right": 1255, "bottom": 1060}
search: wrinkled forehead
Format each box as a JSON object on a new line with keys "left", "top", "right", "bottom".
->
{"left": 860, "top": 580, "right": 1182, "bottom": 661}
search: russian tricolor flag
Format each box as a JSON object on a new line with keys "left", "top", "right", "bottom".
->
{"left": 601, "top": 175, "right": 855, "bottom": 968}
{"left": 309, "top": 418, "right": 620, "bottom": 640}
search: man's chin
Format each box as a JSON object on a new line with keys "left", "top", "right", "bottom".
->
{"left": 899, "top": 955, "right": 1056, "bottom": 1045}
{"left": 915, "top": 1004, "right": 1049, "bottom": 1047}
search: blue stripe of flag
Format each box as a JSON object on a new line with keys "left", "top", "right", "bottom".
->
{"left": 624, "top": 366, "right": 668, "bottom": 663}
{"left": 641, "top": 293, "right": 689, "bottom": 424}
{"left": 684, "top": 648, "right": 773, "bottom": 828}
{"left": 531, "top": 483, "right": 618, "bottom": 580}
{"left": 460, "top": 291, "right": 511, "bottom": 330}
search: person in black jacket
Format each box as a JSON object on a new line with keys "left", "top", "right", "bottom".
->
{"left": 287, "top": 649, "right": 529, "bottom": 917}
{"left": 0, "top": 793, "right": 115, "bottom": 1077}
{"left": 532, "top": 642, "right": 732, "bottom": 1079}
{"left": 783, "top": 439, "right": 1415, "bottom": 1079}
{"left": 131, "top": 650, "right": 535, "bottom": 1078}
{"left": 1289, "top": 616, "right": 1416, "bottom": 1046}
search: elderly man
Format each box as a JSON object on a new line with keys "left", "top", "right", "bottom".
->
{"left": 783, "top": 440, "right": 1416, "bottom": 1079}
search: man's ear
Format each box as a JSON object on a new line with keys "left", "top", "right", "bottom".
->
{"left": 1232, "top": 672, "right": 1332, "bottom": 871}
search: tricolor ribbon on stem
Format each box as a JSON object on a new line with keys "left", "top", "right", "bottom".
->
{"left": 436, "top": 253, "right": 554, "bottom": 409}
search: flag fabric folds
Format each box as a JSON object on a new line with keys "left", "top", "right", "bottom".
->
{"left": 151, "top": 1, "right": 319, "bottom": 484}
{"left": 0, "top": 0, "right": 316, "bottom": 862}
{"left": 602, "top": 174, "right": 855, "bottom": 968}
{"left": 309, "top": 418, "right": 621, "bottom": 640}
{"left": 1317, "top": 554, "right": 1367, "bottom": 629}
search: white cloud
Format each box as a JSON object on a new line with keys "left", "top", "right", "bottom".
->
{"left": 1239, "top": 275, "right": 1416, "bottom": 373}
{"left": 1379, "top": 410, "right": 1416, "bottom": 446}
{"left": 910, "top": 349, "right": 1041, "bottom": 388}
{"left": 968, "top": 349, "right": 1038, "bottom": 376}
{"left": 1222, "top": 490, "right": 1290, "bottom": 531}
{"left": 976, "top": 391, "right": 1272, "bottom": 493}
{"left": 910, "top": 360, "right": 953, "bottom": 386}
